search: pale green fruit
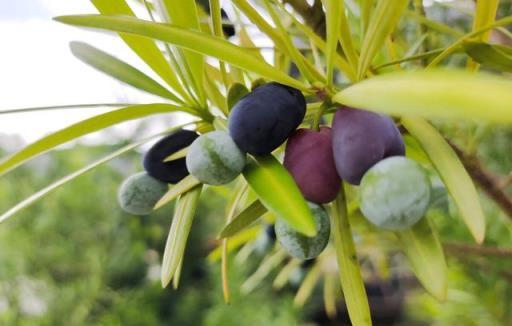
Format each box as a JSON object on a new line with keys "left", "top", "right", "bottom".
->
{"left": 275, "top": 202, "right": 330, "bottom": 260}
{"left": 359, "top": 157, "right": 431, "bottom": 230}
{"left": 186, "top": 131, "right": 246, "bottom": 185}
{"left": 118, "top": 172, "right": 168, "bottom": 215}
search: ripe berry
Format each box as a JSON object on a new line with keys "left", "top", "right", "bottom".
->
{"left": 275, "top": 202, "right": 330, "bottom": 260}
{"left": 186, "top": 131, "right": 246, "bottom": 185}
{"left": 359, "top": 157, "right": 431, "bottom": 230}
{"left": 284, "top": 127, "right": 340, "bottom": 203}
{"left": 332, "top": 107, "right": 405, "bottom": 185}
{"left": 117, "top": 172, "right": 168, "bottom": 216}
{"left": 143, "top": 130, "right": 198, "bottom": 183}
{"left": 228, "top": 82, "right": 306, "bottom": 155}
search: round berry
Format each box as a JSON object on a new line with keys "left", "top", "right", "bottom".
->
{"left": 117, "top": 172, "right": 168, "bottom": 215}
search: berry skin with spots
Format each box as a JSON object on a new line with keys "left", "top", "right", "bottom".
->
{"left": 275, "top": 202, "right": 331, "bottom": 260}
{"left": 186, "top": 131, "right": 246, "bottom": 185}
{"left": 359, "top": 157, "right": 431, "bottom": 230}
{"left": 118, "top": 172, "right": 168, "bottom": 216}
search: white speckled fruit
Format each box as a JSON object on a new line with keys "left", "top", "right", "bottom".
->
{"left": 359, "top": 157, "right": 431, "bottom": 230}
{"left": 275, "top": 202, "right": 330, "bottom": 260}
{"left": 118, "top": 172, "right": 168, "bottom": 215}
{"left": 186, "top": 131, "right": 246, "bottom": 185}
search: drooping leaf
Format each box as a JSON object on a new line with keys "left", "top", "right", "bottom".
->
{"left": 157, "top": 0, "right": 205, "bottom": 104}
{"left": 273, "top": 258, "right": 301, "bottom": 289}
{"left": 333, "top": 70, "right": 512, "bottom": 123}
{"left": 161, "top": 185, "right": 203, "bottom": 287}
{"left": 331, "top": 187, "right": 372, "bottom": 326}
{"left": 463, "top": 41, "right": 512, "bottom": 72}
{"left": 70, "top": 42, "right": 182, "bottom": 102}
{"left": 55, "top": 15, "right": 309, "bottom": 92}
{"left": 90, "top": 0, "right": 190, "bottom": 100}
{"left": 241, "top": 250, "right": 287, "bottom": 294}
{"left": 402, "top": 117, "right": 485, "bottom": 243}
{"left": 396, "top": 217, "right": 447, "bottom": 300}
{"left": 0, "top": 104, "right": 195, "bottom": 176}
{"left": 207, "top": 226, "right": 260, "bottom": 262}
{"left": 358, "top": 0, "right": 408, "bottom": 79}
{"left": 154, "top": 175, "right": 202, "bottom": 210}
{"left": 294, "top": 264, "right": 322, "bottom": 307}
{"left": 243, "top": 155, "right": 316, "bottom": 237}
{"left": 0, "top": 123, "right": 192, "bottom": 224}
{"left": 0, "top": 103, "right": 132, "bottom": 115}
{"left": 218, "top": 200, "right": 267, "bottom": 238}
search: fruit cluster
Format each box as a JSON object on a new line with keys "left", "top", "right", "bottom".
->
{"left": 117, "top": 82, "right": 432, "bottom": 261}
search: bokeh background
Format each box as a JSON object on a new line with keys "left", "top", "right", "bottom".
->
{"left": 1, "top": 0, "right": 512, "bottom": 325}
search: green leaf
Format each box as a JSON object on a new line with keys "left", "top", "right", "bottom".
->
{"left": 472, "top": 0, "right": 500, "bottom": 42}
{"left": 163, "top": 147, "right": 189, "bottom": 162}
{"left": 325, "top": 0, "right": 343, "bottom": 85}
{"left": 55, "top": 15, "right": 309, "bottom": 92}
{"left": 90, "top": 0, "right": 190, "bottom": 101}
{"left": 218, "top": 200, "right": 267, "bottom": 238}
{"left": 396, "top": 217, "right": 447, "bottom": 300}
{"left": 241, "top": 249, "right": 287, "bottom": 294}
{"left": 242, "top": 155, "right": 316, "bottom": 237}
{"left": 161, "top": 185, "right": 203, "bottom": 287}
{"left": 227, "top": 83, "right": 249, "bottom": 111}
{"left": 154, "top": 175, "right": 202, "bottom": 210}
{"left": 333, "top": 0, "right": 358, "bottom": 76}
{"left": 70, "top": 42, "right": 182, "bottom": 102}
{"left": 402, "top": 117, "right": 485, "bottom": 243}
{"left": 207, "top": 226, "right": 259, "bottom": 262}
{"left": 0, "top": 103, "right": 133, "bottom": 115}
{"left": 0, "top": 104, "right": 194, "bottom": 176}
{"left": 157, "top": 0, "right": 205, "bottom": 104}
{"left": 294, "top": 264, "right": 321, "bottom": 307}
{"left": 358, "top": 0, "right": 408, "bottom": 79}
{"left": 375, "top": 48, "right": 445, "bottom": 70}
{"left": 0, "top": 123, "right": 192, "bottom": 224}
{"left": 331, "top": 187, "right": 372, "bottom": 326}
{"left": 463, "top": 41, "right": 512, "bottom": 72}
{"left": 333, "top": 70, "right": 512, "bottom": 123}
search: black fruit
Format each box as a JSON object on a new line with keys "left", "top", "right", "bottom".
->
{"left": 331, "top": 107, "right": 405, "bottom": 185}
{"left": 143, "top": 130, "right": 199, "bottom": 183}
{"left": 228, "top": 82, "right": 306, "bottom": 155}
{"left": 284, "top": 127, "right": 340, "bottom": 204}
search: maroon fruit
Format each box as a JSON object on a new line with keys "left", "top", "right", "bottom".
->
{"left": 284, "top": 127, "right": 341, "bottom": 204}
{"left": 331, "top": 107, "right": 405, "bottom": 185}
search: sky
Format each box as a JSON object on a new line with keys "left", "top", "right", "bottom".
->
{"left": 0, "top": 0, "right": 169, "bottom": 144}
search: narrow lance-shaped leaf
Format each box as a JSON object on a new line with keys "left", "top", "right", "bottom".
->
{"left": 207, "top": 226, "right": 260, "bottom": 262}
{"left": 243, "top": 155, "right": 317, "bottom": 237}
{"left": 395, "top": 217, "right": 447, "bottom": 300}
{"left": 157, "top": 0, "right": 205, "bottom": 104}
{"left": 0, "top": 123, "right": 193, "bottom": 224}
{"left": 358, "top": 0, "right": 408, "bottom": 80}
{"left": 70, "top": 42, "right": 182, "bottom": 102}
{"left": 333, "top": 70, "right": 512, "bottom": 123}
{"left": 325, "top": 0, "right": 343, "bottom": 85}
{"left": 331, "top": 187, "right": 372, "bottom": 326}
{"left": 402, "top": 117, "right": 485, "bottom": 243}
{"left": 294, "top": 264, "right": 322, "bottom": 307}
{"left": 154, "top": 175, "right": 202, "bottom": 210}
{"left": 218, "top": 200, "right": 267, "bottom": 238}
{"left": 463, "top": 41, "right": 512, "bottom": 72}
{"left": 0, "top": 104, "right": 195, "bottom": 176}
{"left": 468, "top": 0, "right": 499, "bottom": 70}
{"left": 90, "top": 0, "right": 190, "bottom": 101}
{"left": 55, "top": 15, "right": 309, "bottom": 92}
{"left": 161, "top": 185, "right": 203, "bottom": 288}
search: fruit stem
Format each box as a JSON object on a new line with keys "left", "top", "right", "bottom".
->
{"left": 311, "top": 100, "right": 330, "bottom": 131}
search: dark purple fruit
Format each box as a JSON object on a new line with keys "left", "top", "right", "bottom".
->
{"left": 228, "top": 82, "right": 306, "bottom": 155}
{"left": 284, "top": 127, "right": 341, "bottom": 204}
{"left": 143, "top": 130, "right": 199, "bottom": 183}
{"left": 331, "top": 107, "right": 405, "bottom": 185}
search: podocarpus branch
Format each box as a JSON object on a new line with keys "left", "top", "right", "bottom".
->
{"left": 283, "top": 0, "right": 512, "bottom": 222}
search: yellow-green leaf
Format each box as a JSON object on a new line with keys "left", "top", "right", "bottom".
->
{"left": 55, "top": 15, "right": 308, "bottom": 92}
{"left": 463, "top": 41, "right": 512, "bottom": 72}
{"left": 402, "top": 117, "right": 485, "bottom": 243}
{"left": 90, "top": 0, "right": 189, "bottom": 100}
{"left": 161, "top": 185, "right": 203, "bottom": 287}
{"left": 0, "top": 104, "right": 194, "bottom": 176}
{"left": 70, "top": 42, "right": 182, "bottom": 102}
{"left": 358, "top": 0, "right": 408, "bottom": 79}
{"left": 243, "top": 155, "right": 316, "bottom": 237}
{"left": 467, "top": 0, "right": 499, "bottom": 70}
{"left": 331, "top": 187, "right": 372, "bottom": 326}
{"left": 218, "top": 200, "right": 267, "bottom": 238}
{"left": 333, "top": 70, "right": 512, "bottom": 123}
{"left": 154, "top": 175, "right": 202, "bottom": 210}
{"left": 396, "top": 217, "right": 447, "bottom": 300}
